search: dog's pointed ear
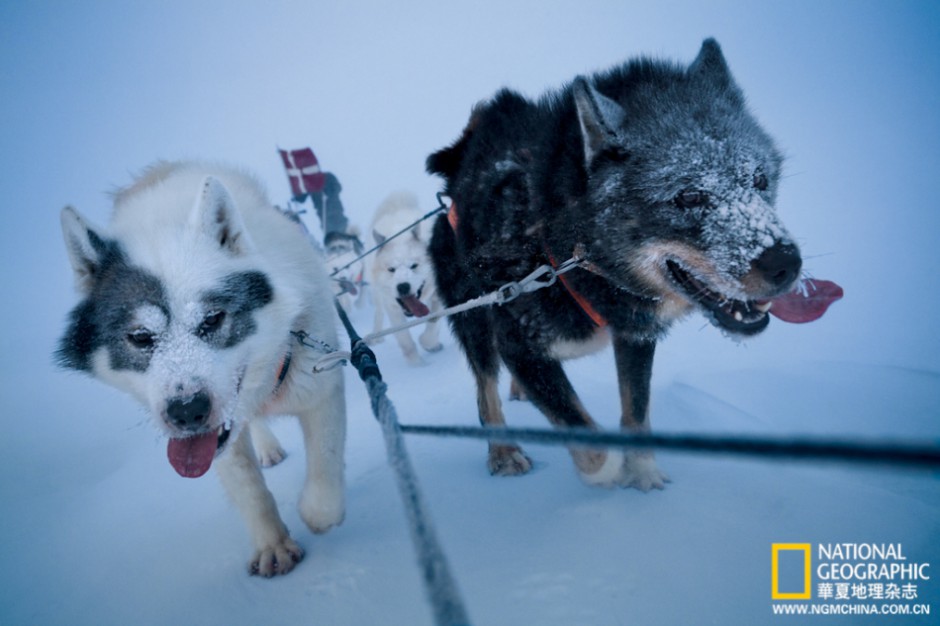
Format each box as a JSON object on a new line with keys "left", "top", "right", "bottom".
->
{"left": 373, "top": 229, "right": 387, "bottom": 246}
{"left": 572, "top": 76, "right": 625, "bottom": 165}
{"left": 191, "top": 176, "right": 253, "bottom": 255}
{"left": 61, "top": 205, "right": 107, "bottom": 294}
{"left": 689, "top": 38, "right": 732, "bottom": 86}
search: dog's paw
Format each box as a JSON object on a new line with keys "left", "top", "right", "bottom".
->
{"left": 419, "top": 332, "right": 443, "bottom": 353}
{"left": 576, "top": 450, "right": 669, "bottom": 490}
{"left": 299, "top": 484, "right": 345, "bottom": 534}
{"left": 617, "top": 452, "right": 670, "bottom": 492}
{"left": 405, "top": 353, "right": 427, "bottom": 366}
{"left": 249, "top": 536, "right": 305, "bottom": 577}
{"left": 577, "top": 449, "right": 625, "bottom": 488}
{"left": 250, "top": 421, "right": 287, "bottom": 467}
{"left": 255, "top": 443, "right": 287, "bottom": 468}
{"left": 421, "top": 340, "right": 443, "bottom": 353}
{"left": 487, "top": 444, "right": 533, "bottom": 476}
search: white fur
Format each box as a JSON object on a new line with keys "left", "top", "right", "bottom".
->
{"left": 578, "top": 449, "right": 626, "bottom": 487}
{"left": 578, "top": 449, "right": 669, "bottom": 491}
{"left": 369, "top": 192, "right": 443, "bottom": 365}
{"left": 549, "top": 327, "right": 611, "bottom": 360}
{"left": 62, "top": 161, "right": 346, "bottom": 576}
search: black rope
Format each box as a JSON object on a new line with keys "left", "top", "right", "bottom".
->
{"left": 398, "top": 425, "right": 940, "bottom": 470}
{"left": 334, "top": 300, "right": 471, "bottom": 626}
{"left": 334, "top": 301, "right": 381, "bottom": 382}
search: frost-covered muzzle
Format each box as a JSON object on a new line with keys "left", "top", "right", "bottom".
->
{"left": 162, "top": 378, "right": 242, "bottom": 479}
{"left": 150, "top": 329, "right": 249, "bottom": 478}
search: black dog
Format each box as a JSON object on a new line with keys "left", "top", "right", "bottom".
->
{"left": 427, "top": 39, "right": 806, "bottom": 488}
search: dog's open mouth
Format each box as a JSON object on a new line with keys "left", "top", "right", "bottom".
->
{"left": 396, "top": 287, "right": 430, "bottom": 318}
{"left": 665, "top": 260, "right": 844, "bottom": 333}
{"left": 666, "top": 260, "right": 771, "bottom": 335}
{"left": 167, "top": 424, "right": 232, "bottom": 478}
{"left": 166, "top": 367, "right": 243, "bottom": 479}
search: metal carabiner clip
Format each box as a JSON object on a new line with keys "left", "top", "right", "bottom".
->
{"left": 518, "top": 264, "right": 558, "bottom": 293}
{"left": 312, "top": 351, "right": 351, "bottom": 373}
{"left": 496, "top": 281, "right": 523, "bottom": 304}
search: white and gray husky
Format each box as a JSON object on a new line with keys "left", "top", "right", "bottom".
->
{"left": 57, "top": 161, "right": 346, "bottom": 577}
{"left": 369, "top": 192, "right": 443, "bottom": 365}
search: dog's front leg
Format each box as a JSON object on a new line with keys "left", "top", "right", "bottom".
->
{"left": 450, "top": 308, "right": 532, "bottom": 475}
{"left": 249, "top": 419, "right": 286, "bottom": 467}
{"left": 386, "top": 303, "right": 423, "bottom": 365}
{"left": 418, "top": 295, "right": 443, "bottom": 354}
{"left": 612, "top": 334, "right": 669, "bottom": 491}
{"left": 215, "top": 428, "right": 304, "bottom": 576}
{"left": 499, "top": 339, "right": 623, "bottom": 486}
{"left": 296, "top": 368, "right": 346, "bottom": 535}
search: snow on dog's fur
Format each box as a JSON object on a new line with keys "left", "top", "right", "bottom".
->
{"left": 56, "top": 161, "right": 346, "bottom": 577}
{"left": 369, "top": 192, "right": 442, "bottom": 365}
{"left": 427, "top": 40, "right": 831, "bottom": 488}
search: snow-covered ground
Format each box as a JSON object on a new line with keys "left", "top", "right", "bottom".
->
{"left": 2, "top": 2, "right": 938, "bottom": 625}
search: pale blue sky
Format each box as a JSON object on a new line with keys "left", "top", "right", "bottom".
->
{"left": 1, "top": 0, "right": 939, "bottom": 389}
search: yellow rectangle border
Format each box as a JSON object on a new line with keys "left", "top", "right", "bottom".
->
{"left": 772, "top": 543, "right": 812, "bottom": 599}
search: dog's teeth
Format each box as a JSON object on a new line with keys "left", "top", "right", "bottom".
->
{"left": 754, "top": 301, "right": 772, "bottom": 313}
{"left": 733, "top": 311, "right": 743, "bottom": 322}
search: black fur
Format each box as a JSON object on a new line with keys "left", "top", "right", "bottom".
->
{"left": 201, "top": 271, "right": 274, "bottom": 349}
{"left": 57, "top": 249, "right": 273, "bottom": 373}
{"left": 56, "top": 237, "right": 167, "bottom": 373}
{"left": 427, "top": 39, "right": 798, "bottom": 483}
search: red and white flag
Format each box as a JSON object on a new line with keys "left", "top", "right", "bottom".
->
{"left": 279, "top": 147, "right": 326, "bottom": 200}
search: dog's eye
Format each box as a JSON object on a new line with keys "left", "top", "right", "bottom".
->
{"left": 388, "top": 267, "right": 396, "bottom": 273}
{"left": 127, "top": 328, "right": 155, "bottom": 350}
{"left": 410, "top": 263, "right": 419, "bottom": 270}
{"left": 199, "top": 310, "right": 226, "bottom": 335}
{"left": 753, "top": 171, "right": 769, "bottom": 191}
{"left": 674, "top": 190, "right": 709, "bottom": 209}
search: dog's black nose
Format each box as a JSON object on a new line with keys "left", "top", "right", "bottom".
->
{"left": 397, "top": 282, "right": 412, "bottom": 297}
{"left": 166, "top": 392, "right": 211, "bottom": 431}
{"left": 754, "top": 241, "right": 802, "bottom": 289}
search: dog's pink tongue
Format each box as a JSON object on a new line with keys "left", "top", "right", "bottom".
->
{"left": 768, "top": 278, "right": 844, "bottom": 324}
{"left": 167, "top": 432, "right": 217, "bottom": 478}
{"left": 401, "top": 294, "right": 430, "bottom": 317}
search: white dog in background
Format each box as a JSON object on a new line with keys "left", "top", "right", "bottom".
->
{"left": 370, "top": 192, "right": 442, "bottom": 365}
{"left": 57, "top": 161, "right": 346, "bottom": 577}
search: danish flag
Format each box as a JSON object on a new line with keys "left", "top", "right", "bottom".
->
{"left": 279, "top": 147, "right": 326, "bottom": 200}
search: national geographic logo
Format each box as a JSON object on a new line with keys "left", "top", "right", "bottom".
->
{"left": 772, "top": 543, "right": 931, "bottom": 601}
{"left": 772, "top": 544, "right": 812, "bottom": 599}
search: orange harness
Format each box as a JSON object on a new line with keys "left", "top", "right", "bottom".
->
{"left": 447, "top": 201, "right": 608, "bottom": 327}
{"left": 545, "top": 251, "right": 608, "bottom": 328}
